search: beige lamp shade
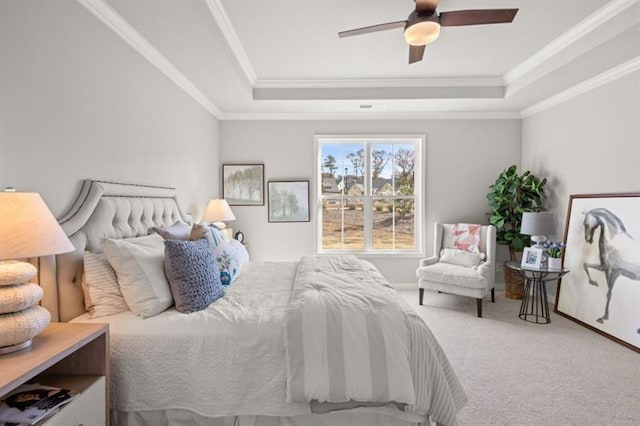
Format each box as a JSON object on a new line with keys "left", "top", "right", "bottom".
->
{"left": 0, "top": 192, "right": 75, "bottom": 260}
{"left": 203, "top": 199, "right": 236, "bottom": 223}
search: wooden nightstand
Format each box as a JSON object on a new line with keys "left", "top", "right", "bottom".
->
{"left": 0, "top": 322, "right": 109, "bottom": 425}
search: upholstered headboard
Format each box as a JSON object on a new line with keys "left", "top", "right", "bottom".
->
{"left": 40, "top": 180, "right": 191, "bottom": 322}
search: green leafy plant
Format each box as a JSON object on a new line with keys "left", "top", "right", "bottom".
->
{"left": 487, "top": 165, "right": 547, "bottom": 261}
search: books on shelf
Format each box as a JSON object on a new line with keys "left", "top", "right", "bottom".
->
{"left": 0, "top": 384, "right": 77, "bottom": 426}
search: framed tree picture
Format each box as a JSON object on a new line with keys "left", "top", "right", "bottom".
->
{"left": 268, "top": 180, "right": 310, "bottom": 223}
{"left": 222, "top": 164, "right": 264, "bottom": 206}
{"left": 555, "top": 193, "right": 640, "bottom": 353}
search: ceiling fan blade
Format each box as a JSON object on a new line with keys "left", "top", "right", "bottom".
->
{"left": 338, "top": 20, "right": 406, "bottom": 38}
{"left": 439, "top": 9, "right": 518, "bottom": 27}
{"left": 409, "top": 44, "right": 426, "bottom": 64}
{"left": 415, "top": 0, "right": 440, "bottom": 14}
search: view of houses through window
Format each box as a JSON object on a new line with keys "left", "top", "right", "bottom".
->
{"left": 316, "top": 136, "right": 421, "bottom": 253}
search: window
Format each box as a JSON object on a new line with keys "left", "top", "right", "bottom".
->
{"left": 315, "top": 135, "right": 423, "bottom": 254}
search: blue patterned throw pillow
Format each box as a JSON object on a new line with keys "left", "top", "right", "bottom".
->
{"left": 164, "top": 239, "right": 224, "bottom": 313}
{"left": 213, "top": 240, "right": 249, "bottom": 286}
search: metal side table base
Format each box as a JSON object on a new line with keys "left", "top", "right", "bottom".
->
{"left": 506, "top": 261, "right": 569, "bottom": 325}
{"left": 519, "top": 278, "right": 551, "bottom": 324}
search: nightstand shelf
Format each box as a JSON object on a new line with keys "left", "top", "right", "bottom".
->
{"left": 0, "top": 323, "right": 109, "bottom": 425}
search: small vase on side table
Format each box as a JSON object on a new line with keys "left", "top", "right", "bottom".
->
{"left": 548, "top": 257, "right": 562, "bottom": 270}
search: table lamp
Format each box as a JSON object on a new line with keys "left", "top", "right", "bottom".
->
{"left": 202, "top": 199, "right": 236, "bottom": 230}
{"left": 0, "top": 192, "right": 75, "bottom": 354}
{"left": 521, "top": 211, "right": 556, "bottom": 249}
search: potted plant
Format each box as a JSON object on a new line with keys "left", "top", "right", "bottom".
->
{"left": 487, "top": 165, "right": 547, "bottom": 298}
{"left": 544, "top": 241, "right": 565, "bottom": 270}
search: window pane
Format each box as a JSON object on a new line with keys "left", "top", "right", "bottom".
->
{"left": 321, "top": 198, "right": 364, "bottom": 250}
{"left": 392, "top": 144, "right": 415, "bottom": 196}
{"left": 320, "top": 143, "right": 364, "bottom": 195}
{"left": 370, "top": 144, "right": 393, "bottom": 196}
{"left": 318, "top": 137, "right": 420, "bottom": 254}
{"left": 372, "top": 198, "right": 415, "bottom": 250}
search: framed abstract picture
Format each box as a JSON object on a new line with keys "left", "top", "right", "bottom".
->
{"left": 222, "top": 164, "right": 264, "bottom": 206}
{"left": 268, "top": 180, "right": 310, "bottom": 223}
{"left": 555, "top": 193, "right": 640, "bottom": 353}
{"left": 521, "top": 247, "right": 543, "bottom": 269}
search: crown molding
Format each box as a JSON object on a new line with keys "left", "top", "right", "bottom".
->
{"left": 203, "top": 0, "right": 257, "bottom": 86}
{"left": 77, "top": 0, "right": 222, "bottom": 118}
{"left": 254, "top": 77, "right": 504, "bottom": 89}
{"left": 219, "top": 111, "right": 521, "bottom": 121}
{"left": 521, "top": 57, "right": 640, "bottom": 118}
{"left": 504, "top": 0, "right": 639, "bottom": 87}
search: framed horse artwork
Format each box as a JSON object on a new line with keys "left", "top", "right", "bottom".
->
{"left": 555, "top": 193, "right": 640, "bottom": 353}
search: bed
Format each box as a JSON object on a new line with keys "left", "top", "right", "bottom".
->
{"left": 40, "top": 180, "right": 466, "bottom": 426}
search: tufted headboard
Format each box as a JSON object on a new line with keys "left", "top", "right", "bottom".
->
{"left": 40, "top": 180, "right": 191, "bottom": 322}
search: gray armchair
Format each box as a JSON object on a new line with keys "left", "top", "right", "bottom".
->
{"left": 416, "top": 223, "right": 496, "bottom": 317}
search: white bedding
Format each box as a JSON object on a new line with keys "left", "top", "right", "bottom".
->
{"left": 73, "top": 261, "right": 429, "bottom": 424}
{"left": 286, "top": 256, "right": 416, "bottom": 404}
{"left": 286, "top": 256, "right": 467, "bottom": 426}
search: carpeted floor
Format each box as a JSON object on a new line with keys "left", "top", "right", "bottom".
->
{"left": 398, "top": 289, "right": 640, "bottom": 426}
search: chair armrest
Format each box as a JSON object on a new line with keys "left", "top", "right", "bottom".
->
{"left": 477, "top": 261, "right": 494, "bottom": 277}
{"left": 419, "top": 256, "right": 439, "bottom": 268}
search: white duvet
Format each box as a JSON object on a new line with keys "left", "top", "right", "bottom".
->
{"left": 286, "top": 256, "right": 467, "bottom": 426}
{"left": 286, "top": 256, "right": 416, "bottom": 404}
{"left": 73, "top": 260, "right": 463, "bottom": 425}
{"left": 74, "top": 262, "right": 312, "bottom": 418}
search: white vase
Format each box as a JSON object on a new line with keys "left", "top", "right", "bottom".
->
{"left": 548, "top": 257, "right": 562, "bottom": 270}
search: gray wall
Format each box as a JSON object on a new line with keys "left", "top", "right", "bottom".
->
{"left": 220, "top": 119, "right": 521, "bottom": 284}
{"left": 0, "top": 0, "right": 219, "bottom": 219}
{"left": 521, "top": 71, "right": 640, "bottom": 298}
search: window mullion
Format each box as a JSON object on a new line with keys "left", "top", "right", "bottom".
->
{"left": 362, "top": 142, "right": 372, "bottom": 251}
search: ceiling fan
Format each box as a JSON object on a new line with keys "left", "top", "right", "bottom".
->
{"left": 338, "top": 0, "right": 518, "bottom": 64}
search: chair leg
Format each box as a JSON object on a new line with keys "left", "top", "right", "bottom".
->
{"left": 419, "top": 288, "right": 424, "bottom": 305}
{"left": 476, "top": 298, "right": 483, "bottom": 318}
{"left": 491, "top": 288, "right": 495, "bottom": 303}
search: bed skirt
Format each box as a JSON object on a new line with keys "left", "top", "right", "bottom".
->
{"left": 113, "top": 408, "right": 430, "bottom": 426}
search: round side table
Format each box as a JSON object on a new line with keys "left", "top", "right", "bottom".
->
{"left": 506, "top": 261, "right": 569, "bottom": 324}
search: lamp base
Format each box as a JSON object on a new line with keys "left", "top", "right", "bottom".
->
{"left": 0, "top": 261, "right": 50, "bottom": 355}
{"left": 530, "top": 234, "right": 548, "bottom": 249}
{"left": 0, "top": 339, "right": 32, "bottom": 355}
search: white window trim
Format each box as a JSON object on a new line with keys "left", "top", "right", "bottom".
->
{"left": 314, "top": 134, "right": 425, "bottom": 257}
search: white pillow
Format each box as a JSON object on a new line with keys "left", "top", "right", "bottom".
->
{"left": 229, "top": 239, "right": 250, "bottom": 267}
{"left": 82, "top": 252, "right": 129, "bottom": 318}
{"left": 439, "top": 248, "right": 486, "bottom": 268}
{"left": 102, "top": 234, "right": 172, "bottom": 318}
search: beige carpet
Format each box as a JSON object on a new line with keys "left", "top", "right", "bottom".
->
{"left": 398, "top": 289, "right": 640, "bottom": 426}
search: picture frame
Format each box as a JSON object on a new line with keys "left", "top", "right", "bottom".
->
{"left": 521, "top": 247, "right": 543, "bottom": 269}
{"left": 555, "top": 193, "right": 640, "bottom": 353}
{"left": 268, "top": 180, "right": 310, "bottom": 223}
{"left": 222, "top": 164, "right": 264, "bottom": 206}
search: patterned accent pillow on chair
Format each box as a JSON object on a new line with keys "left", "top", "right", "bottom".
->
{"left": 453, "top": 223, "right": 481, "bottom": 253}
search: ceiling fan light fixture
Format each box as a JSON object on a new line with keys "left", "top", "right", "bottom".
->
{"left": 404, "top": 19, "right": 441, "bottom": 46}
